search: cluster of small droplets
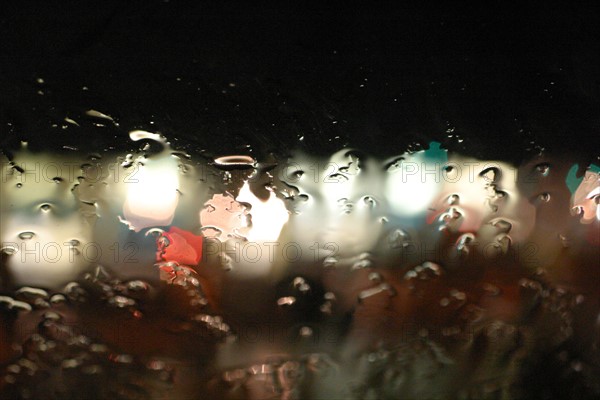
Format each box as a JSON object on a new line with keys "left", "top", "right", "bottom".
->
{"left": 480, "top": 167, "right": 507, "bottom": 213}
{"left": 437, "top": 194, "right": 463, "bottom": 232}
{"left": 403, "top": 261, "right": 443, "bottom": 282}
{"left": 216, "top": 354, "right": 338, "bottom": 400}
{"left": 80, "top": 265, "right": 149, "bottom": 318}
{"left": 1, "top": 319, "right": 176, "bottom": 399}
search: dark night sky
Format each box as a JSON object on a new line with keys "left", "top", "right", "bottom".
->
{"left": 1, "top": 2, "right": 599, "bottom": 164}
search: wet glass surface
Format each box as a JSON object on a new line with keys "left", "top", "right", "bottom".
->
{"left": 1, "top": 3, "right": 599, "bottom": 399}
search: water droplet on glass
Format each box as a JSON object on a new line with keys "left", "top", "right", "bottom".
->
{"left": 571, "top": 205, "right": 584, "bottom": 216}
{"left": 126, "top": 280, "right": 149, "bottom": 292}
{"left": 495, "top": 233, "right": 512, "bottom": 253}
{"left": 277, "top": 296, "right": 296, "bottom": 307}
{"left": 298, "top": 283, "right": 311, "bottom": 293}
{"left": 18, "top": 232, "right": 35, "bottom": 240}
{"left": 1, "top": 244, "right": 18, "bottom": 255}
{"left": 157, "top": 235, "right": 170, "bottom": 248}
{"left": 319, "top": 302, "right": 333, "bottom": 314}
{"left": 108, "top": 295, "right": 136, "bottom": 308}
{"left": 85, "top": 109, "right": 115, "bottom": 122}
{"left": 89, "top": 343, "right": 108, "bottom": 354}
{"left": 423, "top": 261, "right": 442, "bottom": 276}
{"left": 404, "top": 270, "right": 418, "bottom": 280}
{"left": 447, "top": 194, "right": 460, "bottom": 205}
{"left": 323, "top": 256, "right": 338, "bottom": 268}
{"left": 490, "top": 218, "right": 512, "bottom": 233}
{"left": 358, "top": 283, "right": 396, "bottom": 303}
{"left": 368, "top": 272, "right": 382, "bottom": 282}
{"left": 299, "top": 326, "right": 313, "bottom": 338}
{"left": 214, "top": 155, "right": 256, "bottom": 167}
{"left": 15, "top": 287, "right": 48, "bottom": 301}
{"left": 145, "top": 228, "right": 166, "bottom": 238}
{"left": 328, "top": 173, "right": 349, "bottom": 183}
{"left": 456, "top": 233, "right": 475, "bottom": 255}
{"left": 42, "top": 311, "right": 62, "bottom": 322}
{"left": 388, "top": 229, "right": 410, "bottom": 249}
{"left": 482, "top": 283, "right": 501, "bottom": 296}
{"left": 8, "top": 300, "right": 32, "bottom": 312}
{"left": 558, "top": 234, "right": 570, "bottom": 248}
{"left": 49, "top": 294, "right": 67, "bottom": 304}
{"left": 351, "top": 259, "right": 372, "bottom": 270}
{"left": 362, "top": 196, "right": 376, "bottom": 208}
{"left": 450, "top": 289, "right": 467, "bottom": 301}
{"left": 479, "top": 167, "right": 498, "bottom": 183}
{"left": 535, "top": 163, "right": 550, "bottom": 176}
{"left": 538, "top": 192, "right": 551, "bottom": 202}
{"left": 110, "top": 354, "right": 134, "bottom": 364}
{"left": 222, "top": 171, "right": 232, "bottom": 183}
{"left": 64, "top": 282, "right": 87, "bottom": 302}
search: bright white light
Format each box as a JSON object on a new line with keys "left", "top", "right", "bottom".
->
{"left": 122, "top": 156, "right": 180, "bottom": 231}
{"left": 385, "top": 156, "right": 440, "bottom": 217}
{"left": 236, "top": 181, "right": 289, "bottom": 242}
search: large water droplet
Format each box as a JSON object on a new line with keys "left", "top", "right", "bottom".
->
{"left": 18, "top": 231, "right": 35, "bottom": 240}
{"left": 1, "top": 244, "right": 18, "bottom": 255}
{"left": 214, "top": 155, "right": 256, "bottom": 167}
{"left": 15, "top": 287, "right": 48, "bottom": 301}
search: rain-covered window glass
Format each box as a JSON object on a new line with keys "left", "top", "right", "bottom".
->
{"left": 1, "top": 3, "right": 599, "bottom": 399}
